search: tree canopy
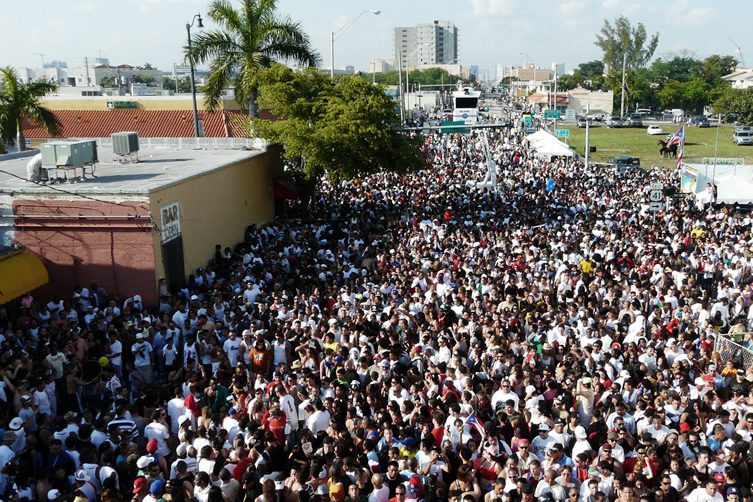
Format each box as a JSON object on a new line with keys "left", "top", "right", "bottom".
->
{"left": 714, "top": 87, "right": 753, "bottom": 125}
{"left": 595, "top": 16, "right": 659, "bottom": 71}
{"left": 188, "top": 0, "right": 319, "bottom": 115}
{"left": 251, "top": 64, "right": 424, "bottom": 181}
{"left": 372, "top": 68, "right": 464, "bottom": 88}
{"left": 0, "top": 67, "right": 60, "bottom": 152}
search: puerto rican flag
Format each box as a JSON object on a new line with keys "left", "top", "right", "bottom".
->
{"left": 666, "top": 126, "right": 685, "bottom": 147}
{"left": 465, "top": 412, "right": 486, "bottom": 437}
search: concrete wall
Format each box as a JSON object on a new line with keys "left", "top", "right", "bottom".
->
{"left": 11, "top": 198, "right": 157, "bottom": 303}
{"left": 148, "top": 147, "right": 280, "bottom": 287}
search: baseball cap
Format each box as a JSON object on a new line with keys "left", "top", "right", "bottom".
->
{"left": 74, "top": 469, "right": 89, "bottom": 482}
{"left": 8, "top": 417, "right": 23, "bottom": 430}
{"left": 146, "top": 438, "right": 158, "bottom": 453}
{"left": 133, "top": 476, "right": 147, "bottom": 494}
{"left": 48, "top": 489, "right": 62, "bottom": 500}
{"left": 150, "top": 479, "right": 166, "bottom": 495}
{"left": 574, "top": 426, "right": 587, "bottom": 439}
{"left": 538, "top": 424, "right": 550, "bottom": 432}
{"left": 136, "top": 456, "right": 151, "bottom": 469}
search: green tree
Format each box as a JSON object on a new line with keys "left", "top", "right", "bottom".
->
{"left": 658, "top": 78, "right": 710, "bottom": 113}
{"left": 162, "top": 77, "right": 193, "bottom": 93}
{"left": 188, "top": 0, "right": 319, "bottom": 116}
{"left": 373, "top": 68, "right": 462, "bottom": 88}
{"left": 697, "top": 55, "right": 737, "bottom": 85}
{"left": 577, "top": 60, "right": 605, "bottom": 79}
{"left": 555, "top": 74, "right": 578, "bottom": 91}
{"left": 252, "top": 64, "right": 424, "bottom": 180}
{"left": 131, "top": 75, "right": 156, "bottom": 85}
{"left": 595, "top": 16, "right": 659, "bottom": 71}
{"left": 714, "top": 87, "right": 753, "bottom": 124}
{"left": 100, "top": 75, "right": 117, "bottom": 88}
{"left": 0, "top": 67, "right": 60, "bottom": 152}
{"left": 650, "top": 56, "right": 703, "bottom": 84}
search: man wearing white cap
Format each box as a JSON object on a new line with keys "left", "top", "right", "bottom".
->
{"left": 531, "top": 423, "right": 555, "bottom": 461}
{"left": 8, "top": 416, "right": 26, "bottom": 453}
{"left": 131, "top": 331, "right": 155, "bottom": 387}
{"left": 0, "top": 431, "right": 16, "bottom": 494}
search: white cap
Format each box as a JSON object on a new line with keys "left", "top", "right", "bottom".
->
{"left": 48, "top": 489, "right": 62, "bottom": 500}
{"left": 136, "top": 456, "right": 150, "bottom": 469}
{"left": 538, "top": 423, "right": 551, "bottom": 432}
{"left": 178, "top": 415, "right": 191, "bottom": 427}
{"left": 74, "top": 469, "right": 89, "bottom": 481}
{"left": 574, "top": 426, "right": 587, "bottom": 439}
{"left": 9, "top": 417, "right": 23, "bottom": 430}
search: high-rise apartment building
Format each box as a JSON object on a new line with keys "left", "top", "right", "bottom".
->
{"left": 394, "top": 21, "right": 458, "bottom": 70}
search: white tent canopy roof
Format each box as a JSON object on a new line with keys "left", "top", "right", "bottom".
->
{"left": 526, "top": 130, "right": 574, "bottom": 157}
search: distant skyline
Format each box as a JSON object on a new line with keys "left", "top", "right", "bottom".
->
{"left": 1, "top": 0, "right": 751, "bottom": 78}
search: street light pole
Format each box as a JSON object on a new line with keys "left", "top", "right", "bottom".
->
{"left": 405, "top": 44, "right": 430, "bottom": 121}
{"left": 330, "top": 9, "right": 380, "bottom": 80}
{"left": 186, "top": 13, "right": 204, "bottom": 138}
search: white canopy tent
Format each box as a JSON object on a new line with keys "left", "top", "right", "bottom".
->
{"left": 526, "top": 130, "right": 574, "bottom": 158}
{"left": 680, "top": 162, "right": 753, "bottom": 205}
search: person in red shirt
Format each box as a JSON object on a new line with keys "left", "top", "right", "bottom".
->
{"left": 431, "top": 413, "right": 445, "bottom": 447}
{"left": 261, "top": 404, "right": 287, "bottom": 444}
{"left": 249, "top": 338, "right": 271, "bottom": 377}
{"left": 184, "top": 383, "right": 202, "bottom": 422}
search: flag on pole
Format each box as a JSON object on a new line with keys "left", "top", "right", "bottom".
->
{"left": 666, "top": 126, "right": 685, "bottom": 147}
{"left": 667, "top": 126, "right": 686, "bottom": 168}
{"left": 465, "top": 412, "right": 486, "bottom": 437}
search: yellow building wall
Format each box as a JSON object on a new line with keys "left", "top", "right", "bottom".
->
{"left": 41, "top": 96, "right": 243, "bottom": 111}
{"left": 148, "top": 148, "right": 280, "bottom": 285}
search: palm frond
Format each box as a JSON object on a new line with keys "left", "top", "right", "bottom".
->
{"left": 202, "top": 57, "right": 237, "bottom": 111}
{"left": 261, "top": 19, "right": 320, "bottom": 67}
{"left": 187, "top": 30, "right": 242, "bottom": 65}
{"left": 207, "top": 0, "right": 244, "bottom": 34}
{"left": 27, "top": 106, "right": 61, "bottom": 136}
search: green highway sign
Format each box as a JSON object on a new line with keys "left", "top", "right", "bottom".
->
{"left": 555, "top": 128, "right": 570, "bottom": 137}
{"left": 702, "top": 157, "right": 744, "bottom": 166}
{"left": 544, "top": 110, "right": 561, "bottom": 119}
{"left": 107, "top": 101, "right": 138, "bottom": 109}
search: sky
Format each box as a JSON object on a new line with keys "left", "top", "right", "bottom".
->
{"left": 1, "top": 0, "right": 751, "bottom": 78}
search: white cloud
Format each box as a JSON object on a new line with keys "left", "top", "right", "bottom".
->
{"left": 669, "top": 0, "right": 713, "bottom": 25}
{"left": 469, "top": 0, "right": 518, "bottom": 17}
{"left": 602, "top": 0, "right": 619, "bottom": 8}
{"left": 559, "top": 0, "right": 587, "bottom": 16}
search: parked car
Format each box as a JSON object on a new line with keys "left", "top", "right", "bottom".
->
{"left": 576, "top": 117, "right": 590, "bottom": 128}
{"left": 612, "top": 156, "right": 641, "bottom": 175}
{"left": 624, "top": 114, "right": 644, "bottom": 127}
{"left": 646, "top": 125, "right": 663, "bottom": 135}
{"left": 693, "top": 116, "right": 710, "bottom": 127}
{"left": 732, "top": 131, "right": 753, "bottom": 145}
{"left": 606, "top": 116, "right": 623, "bottom": 128}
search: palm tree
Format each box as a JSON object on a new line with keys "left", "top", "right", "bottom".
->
{"left": 0, "top": 67, "right": 60, "bottom": 152}
{"left": 188, "top": 0, "right": 320, "bottom": 116}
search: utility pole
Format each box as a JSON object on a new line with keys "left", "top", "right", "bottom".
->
{"left": 553, "top": 63, "right": 558, "bottom": 131}
{"left": 33, "top": 53, "right": 46, "bottom": 68}
{"left": 173, "top": 64, "right": 179, "bottom": 93}
{"left": 398, "top": 50, "right": 404, "bottom": 123}
{"left": 84, "top": 57, "right": 91, "bottom": 86}
{"left": 620, "top": 52, "right": 628, "bottom": 120}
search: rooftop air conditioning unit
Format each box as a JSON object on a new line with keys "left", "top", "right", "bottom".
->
{"left": 111, "top": 131, "right": 140, "bottom": 155}
{"left": 41, "top": 140, "right": 98, "bottom": 168}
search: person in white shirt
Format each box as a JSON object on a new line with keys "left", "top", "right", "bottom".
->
{"left": 685, "top": 479, "right": 724, "bottom": 502}
{"left": 167, "top": 388, "right": 187, "bottom": 435}
{"left": 531, "top": 424, "right": 556, "bottom": 461}
{"left": 645, "top": 414, "right": 670, "bottom": 443}
{"left": 223, "top": 331, "right": 242, "bottom": 366}
{"left": 491, "top": 379, "right": 519, "bottom": 410}
{"left": 144, "top": 409, "right": 172, "bottom": 457}
{"left": 276, "top": 384, "right": 299, "bottom": 431}
{"left": 131, "top": 333, "right": 155, "bottom": 385}
{"left": 306, "top": 400, "right": 330, "bottom": 435}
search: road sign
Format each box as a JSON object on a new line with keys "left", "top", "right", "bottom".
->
{"left": 555, "top": 129, "right": 570, "bottom": 137}
{"left": 702, "top": 157, "right": 744, "bottom": 166}
{"left": 649, "top": 182, "right": 664, "bottom": 213}
{"left": 544, "top": 110, "right": 561, "bottom": 119}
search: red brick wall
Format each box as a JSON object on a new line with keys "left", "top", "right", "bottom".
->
{"left": 12, "top": 198, "right": 158, "bottom": 305}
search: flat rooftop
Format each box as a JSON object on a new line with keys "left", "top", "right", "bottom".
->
{"left": 0, "top": 145, "right": 263, "bottom": 196}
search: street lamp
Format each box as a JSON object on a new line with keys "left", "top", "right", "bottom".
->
{"left": 186, "top": 13, "right": 204, "bottom": 137}
{"left": 331, "top": 9, "right": 380, "bottom": 80}
{"left": 405, "top": 43, "right": 431, "bottom": 119}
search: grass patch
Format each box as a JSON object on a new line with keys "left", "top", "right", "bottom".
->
{"left": 557, "top": 125, "right": 753, "bottom": 168}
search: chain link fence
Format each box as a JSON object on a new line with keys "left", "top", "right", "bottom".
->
{"left": 713, "top": 333, "right": 753, "bottom": 369}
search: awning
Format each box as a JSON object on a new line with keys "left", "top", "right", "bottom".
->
{"left": 0, "top": 249, "right": 49, "bottom": 304}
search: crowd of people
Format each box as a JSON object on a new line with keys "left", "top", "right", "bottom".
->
{"left": 1, "top": 106, "right": 753, "bottom": 502}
